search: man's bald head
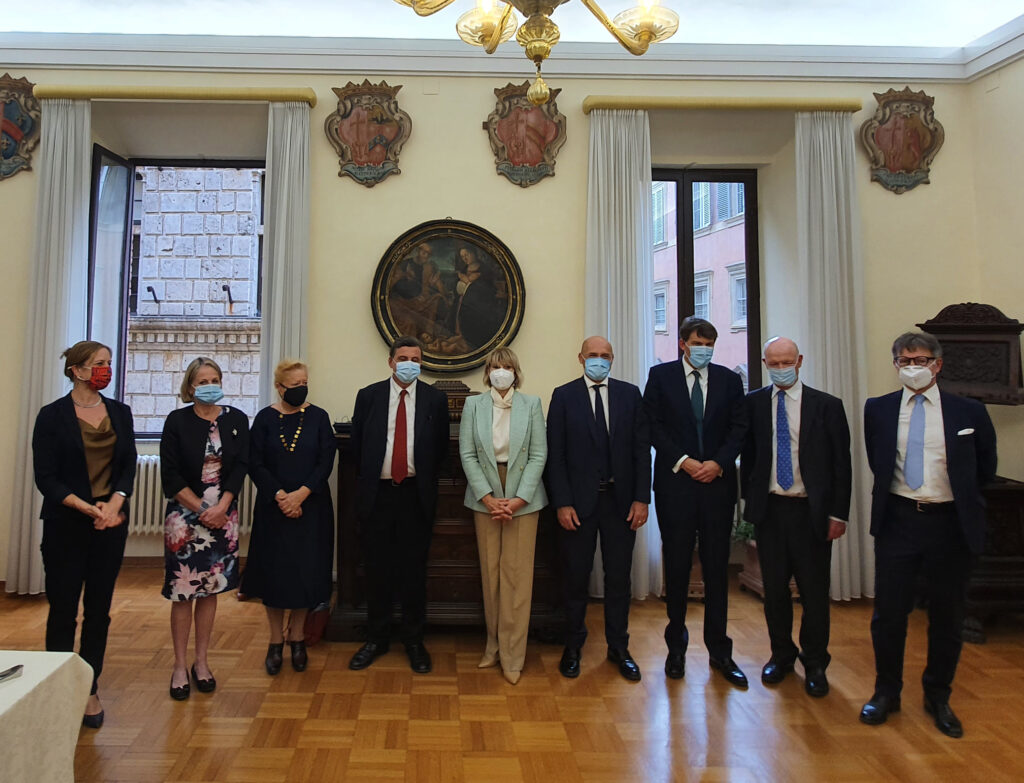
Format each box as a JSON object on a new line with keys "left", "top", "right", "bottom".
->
{"left": 580, "top": 336, "right": 614, "bottom": 358}
{"left": 763, "top": 336, "right": 799, "bottom": 363}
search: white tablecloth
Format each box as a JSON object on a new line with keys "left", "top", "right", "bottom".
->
{"left": 0, "top": 650, "right": 93, "bottom": 783}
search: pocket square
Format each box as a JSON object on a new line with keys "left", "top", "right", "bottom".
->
{"left": 957, "top": 428, "right": 974, "bottom": 436}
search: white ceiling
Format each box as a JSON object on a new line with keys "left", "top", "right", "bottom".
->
{"left": 4, "top": 0, "right": 1023, "bottom": 49}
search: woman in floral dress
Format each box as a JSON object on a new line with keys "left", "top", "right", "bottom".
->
{"left": 160, "top": 357, "right": 249, "bottom": 700}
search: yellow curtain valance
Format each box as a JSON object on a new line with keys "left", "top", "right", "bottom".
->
{"left": 32, "top": 85, "right": 317, "bottom": 107}
{"left": 582, "top": 96, "right": 862, "bottom": 114}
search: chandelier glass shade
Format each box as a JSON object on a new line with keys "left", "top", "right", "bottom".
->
{"left": 393, "top": 0, "right": 679, "bottom": 104}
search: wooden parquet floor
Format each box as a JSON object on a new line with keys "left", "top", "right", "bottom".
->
{"left": 2, "top": 567, "right": 1023, "bottom": 783}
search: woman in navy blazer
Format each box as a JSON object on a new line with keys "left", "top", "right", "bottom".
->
{"left": 160, "top": 357, "right": 249, "bottom": 701}
{"left": 459, "top": 347, "right": 547, "bottom": 684}
{"left": 32, "top": 340, "right": 137, "bottom": 729}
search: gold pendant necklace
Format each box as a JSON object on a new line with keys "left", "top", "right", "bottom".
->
{"left": 278, "top": 408, "right": 305, "bottom": 453}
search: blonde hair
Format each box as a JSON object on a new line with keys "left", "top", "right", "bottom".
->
{"left": 61, "top": 340, "right": 111, "bottom": 381}
{"left": 180, "top": 357, "right": 222, "bottom": 403}
{"left": 274, "top": 358, "right": 308, "bottom": 386}
{"left": 482, "top": 346, "right": 523, "bottom": 389}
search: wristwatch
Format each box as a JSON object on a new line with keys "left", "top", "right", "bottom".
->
{"left": 114, "top": 490, "right": 128, "bottom": 498}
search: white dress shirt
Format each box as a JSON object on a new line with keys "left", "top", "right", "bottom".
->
{"left": 890, "top": 383, "right": 952, "bottom": 502}
{"left": 673, "top": 356, "right": 708, "bottom": 473}
{"left": 769, "top": 380, "right": 807, "bottom": 497}
{"left": 380, "top": 377, "right": 417, "bottom": 479}
{"left": 584, "top": 375, "right": 610, "bottom": 430}
{"left": 491, "top": 386, "right": 514, "bottom": 463}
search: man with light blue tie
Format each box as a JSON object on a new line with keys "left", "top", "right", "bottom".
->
{"left": 861, "top": 332, "right": 997, "bottom": 738}
{"left": 740, "top": 337, "right": 851, "bottom": 698}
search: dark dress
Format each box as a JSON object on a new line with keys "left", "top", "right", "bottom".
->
{"left": 241, "top": 404, "right": 336, "bottom": 609}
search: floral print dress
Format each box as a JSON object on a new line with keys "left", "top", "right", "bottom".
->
{"left": 162, "top": 418, "right": 240, "bottom": 600}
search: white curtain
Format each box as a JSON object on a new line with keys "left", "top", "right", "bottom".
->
{"left": 260, "top": 101, "right": 310, "bottom": 405}
{"left": 795, "top": 111, "right": 874, "bottom": 600}
{"left": 6, "top": 99, "right": 92, "bottom": 595}
{"left": 584, "top": 109, "right": 663, "bottom": 599}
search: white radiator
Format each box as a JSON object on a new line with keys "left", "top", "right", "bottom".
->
{"left": 128, "top": 455, "right": 256, "bottom": 536}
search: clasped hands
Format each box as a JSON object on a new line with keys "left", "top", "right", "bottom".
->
{"left": 681, "top": 457, "right": 722, "bottom": 483}
{"left": 87, "top": 495, "right": 126, "bottom": 530}
{"left": 483, "top": 493, "right": 526, "bottom": 523}
{"left": 276, "top": 487, "right": 311, "bottom": 519}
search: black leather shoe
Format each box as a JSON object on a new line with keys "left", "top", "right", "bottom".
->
{"left": 804, "top": 666, "right": 829, "bottom": 698}
{"left": 761, "top": 659, "right": 794, "bottom": 685}
{"left": 406, "top": 642, "right": 432, "bottom": 674}
{"left": 265, "top": 643, "right": 284, "bottom": 676}
{"left": 924, "top": 697, "right": 963, "bottom": 739}
{"left": 559, "top": 647, "right": 581, "bottom": 679}
{"left": 665, "top": 652, "right": 685, "bottom": 680}
{"left": 82, "top": 710, "right": 104, "bottom": 729}
{"left": 290, "top": 641, "right": 308, "bottom": 672}
{"left": 169, "top": 674, "right": 190, "bottom": 701}
{"left": 859, "top": 693, "right": 901, "bottom": 725}
{"left": 349, "top": 641, "right": 389, "bottom": 671}
{"left": 710, "top": 657, "right": 748, "bottom": 689}
{"left": 607, "top": 648, "right": 641, "bottom": 682}
{"left": 191, "top": 664, "right": 216, "bottom": 693}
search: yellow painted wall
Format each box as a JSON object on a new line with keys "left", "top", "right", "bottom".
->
{"left": 1, "top": 65, "right": 1021, "bottom": 578}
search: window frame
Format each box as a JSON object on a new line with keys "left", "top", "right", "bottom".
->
{"left": 653, "top": 280, "right": 669, "bottom": 333}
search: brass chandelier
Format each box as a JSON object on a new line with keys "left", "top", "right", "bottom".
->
{"left": 393, "top": 1, "right": 679, "bottom": 105}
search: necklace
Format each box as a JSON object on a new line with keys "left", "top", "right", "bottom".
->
{"left": 73, "top": 396, "right": 103, "bottom": 408}
{"left": 278, "top": 407, "right": 305, "bottom": 453}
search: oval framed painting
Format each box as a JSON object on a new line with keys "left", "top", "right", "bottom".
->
{"left": 371, "top": 219, "right": 526, "bottom": 372}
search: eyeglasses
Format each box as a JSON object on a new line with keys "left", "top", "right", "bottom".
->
{"left": 894, "top": 356, "right": 936, "bottom": 368}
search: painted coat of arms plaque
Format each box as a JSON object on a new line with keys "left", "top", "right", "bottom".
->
{"left": 484, "top": 82, "right": 566, "bottom": 188}
{"left": 860, "top": 86, "right": 945, "bottom": 194}
{"left": 324, "top": 80, "right": 412, "bottom": 187}
{"left": 1, "top": 73, "right": 41, "bottom": 181}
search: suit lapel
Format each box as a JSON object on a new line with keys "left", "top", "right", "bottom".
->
{"left": 475, "top": 394, "right": 497, "bottom": 465}
{"left": 701, "top": 364, "right": 719, "bottom": 424}
{"left": 577, "top": 378, "right": 600, "bottom": 447}
{"left": 939, "top": 391, "right": 959, "bottom": 464}
{"left": 508, "top": 393, "right": 528, "bottom": 468}
{"left": 758, "top": 387, "right": 773, "bottom": 465}
{"left": 797, "top": 386, "right": 813, "bottom": 470}
{"left": 60, "top": 393, "right": 85, "bottom": 452}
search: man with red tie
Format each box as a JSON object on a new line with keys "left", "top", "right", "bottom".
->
{"left": 348, "top": 336, "right": 450, "bottom": 674}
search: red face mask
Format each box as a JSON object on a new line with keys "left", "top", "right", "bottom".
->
{"left": 84, "top": 366, "right": 112, "bottom": 391}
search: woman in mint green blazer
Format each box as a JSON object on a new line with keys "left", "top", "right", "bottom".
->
{"left": 459, "top": 347, "right": 548, "bottom": 684}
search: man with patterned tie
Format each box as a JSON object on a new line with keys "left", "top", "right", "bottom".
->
{"left": 861, "top": 331, "right": 996, "bottom": 738}
{"left": 546, "top": 336, "right": 651, "bottom": 681}
{"left": 348, "top": 336, "right": 450, "bottom": 674}
{"left": 740, "top": 337, "right": 851, "bottom": 698}
{"left": 643, "top": 316, "right": 749, "bottom": 686}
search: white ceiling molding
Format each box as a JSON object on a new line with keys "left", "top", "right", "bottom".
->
{"left": 1, "top": 30, "right": 1022, "bottom": 83}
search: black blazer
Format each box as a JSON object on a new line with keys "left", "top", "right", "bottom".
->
{"left": 643, "top": 360, "right": 748, "bottom": 505}
{"left": 864, "top": 389, "right": 997, "bottom": 555}
{"left": 33, "top": 393, "right": 137, "bottom": 521}
{"left": 350, "top": 378, "right": 450, "bottom": 521}
{"left": 741, "top": 383, "right": 852, "bottom": 540}
{"left": 160, "top": 405, "right": 250, "bottom": 500}
{"left": 546, "top": 376, "right": 651, "bottom": 521}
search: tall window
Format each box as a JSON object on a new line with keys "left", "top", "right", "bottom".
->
{"left": 88, "top": 149, "right": 266, "bottom": 435}
{"left": 654, "top": 282, "right": 669, "bottom": 333}
{"left": 652, "top": 182, "right": 667, "bottom": 246}
{"left": 650, "top": 169, "right": 760, "bottom": 391}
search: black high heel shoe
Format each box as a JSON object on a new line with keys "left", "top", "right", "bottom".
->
{"left": 169, "top": 672, "right": 190, "bottom": 701}
{"left": 191, "top": 663, "right": 216, "bottom": 693}
{"left": 265, "top": 643, "right": 284, "bottom": 676}
{"left": 290, "top": 640, "right": 308, "bottom": 672}
{"left": 82, "top": 710, "right": 105, "bottom": 729}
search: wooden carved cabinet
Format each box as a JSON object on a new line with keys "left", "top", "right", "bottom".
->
{"left": 327, "top": 433, "right": 562, "bottom": 641}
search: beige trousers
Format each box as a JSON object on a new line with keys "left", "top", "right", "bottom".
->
{"left": 473, "top": 466, "right": 539, "bottom": 674}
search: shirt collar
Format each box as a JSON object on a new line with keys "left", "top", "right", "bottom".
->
{"left": 584, "top": 375, "right": 608, "bottom": 390}
{"left": 490, "top": 386, "right": 515, "bottom": 408}
{"left": 682, "top": 356, "right": 707, "bottom": 379}
{"left": 390, "top": 377, "right": 417, "bottom": 400}
{"left": 772, "top": 378, "right": 803, "bottom": 401}
{"left": 900, "top": 382, "right": 939, "bottom": 407}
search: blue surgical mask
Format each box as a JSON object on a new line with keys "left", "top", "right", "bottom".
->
{"left": 394, "top": 360, "right": 421, "bottom": 385}
{"left": 687, "top": 346, "right": 714, "bottom": 369}
{"left": 768, "top": 366, "right": 798, "bottom": 388}
{"left": 194, "top": 384, "right": 224, "bottom": 404}
{"left": 584, "top": 357, "right": 611, "bottom": 382}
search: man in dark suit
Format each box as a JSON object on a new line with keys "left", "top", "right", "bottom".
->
{"left": 348, "top": 336, "right": 450, "bottom": 674}
{"left": 547, "top": 336, "right": 652, "bottom": 681}
{"left": 741, "top": 337, "right": 851, "bottom": 697}
{"left": 643, "top": 316, "right": 749, "bottom": 686}
{"left": 860, "top": 331, "right": 996, "bottom": 738}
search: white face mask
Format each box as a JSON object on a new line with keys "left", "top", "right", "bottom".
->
{"left": 899, "top": 365, "right": 934, "bottom": 391}
{"left": 489, "top": 368, "right": 515, "bottom": 391}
